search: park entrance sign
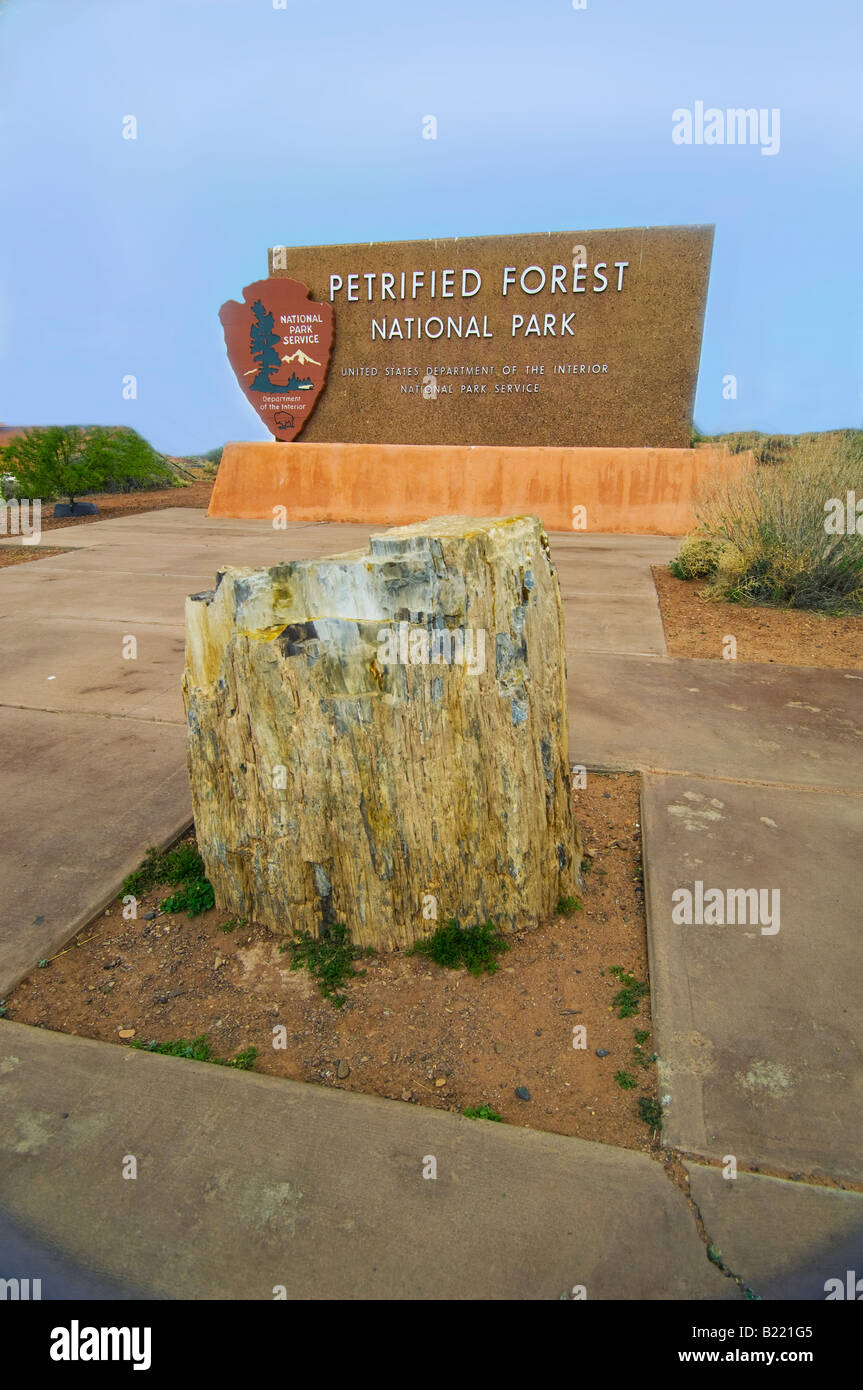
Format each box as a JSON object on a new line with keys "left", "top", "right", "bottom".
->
{"left": 266, "top": 225, "right": 713, "bottom": 448}
{"left": 211, "top": 224, "right": 733, "bottom": 535}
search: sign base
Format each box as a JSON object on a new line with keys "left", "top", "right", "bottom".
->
{"left": 208, "top": 441, "right": 745, "bottom": 536}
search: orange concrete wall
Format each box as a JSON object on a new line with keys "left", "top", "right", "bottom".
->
{"left": 208, "top": 441, "right": 744, "bottom": 536}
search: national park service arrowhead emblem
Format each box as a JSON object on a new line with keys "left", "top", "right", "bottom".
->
{"left": 219, "top": 278, "right": 333, "bottom": 442}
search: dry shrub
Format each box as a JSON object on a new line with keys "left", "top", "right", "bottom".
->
{"left": 674, "top": 436, "right": 863, "bottom": 614}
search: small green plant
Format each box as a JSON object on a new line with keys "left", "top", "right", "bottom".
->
{"left": 707, "top": 1245, "right": 723, "bottom": 1266}
{"left": 280, "top": 922, "right": 368, "bottom": 1007}
{"left": 555, "top": 895, "right": 583, "bottom": 915}
{"left": 219, "top": 917, "right": 245, "bottom": 934}
{"left": 123, "top": 841, "right": 206, "bottom": 895}
{"left": 463, "top": 1104, "right": 503, "bottom": 1122}
{"left": 128, "top": 1034, "right": 258, "bottom": 1070}
{"left": 37, "top": 958, "right": 49, "bottom": 969}
{"left": 160, "top": 877, "right": 215, "bottom": 916}
{"left": 614, "top": 1070, "right": 637, "bottom": 1090}
{"left": 228, "top": 1046, "right": 259, "bottom": 1071}
{"left": 632, "top": 1029, "right": 655, "bottom": 1070}
{"left": 608, "top": 965, "right": 650, "bottom": 1018}
{"left": 0, "top": 1000, "right": 7, "bottom": 1018}
{"left": 579, "top": 856, "right": 593, "bottom": 875}
{"left": 408, "top": 919, "right": 509, "bottom": 977}
{"left": 638, "top": 1097, "right": 663, "bottom": 1130}
{"left": 124, "top": 840, "right": 216, "bottom": 918}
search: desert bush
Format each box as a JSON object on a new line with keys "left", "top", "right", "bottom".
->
{"left": 677, "top": 435, "right": 863, "bottom": 613}
{"left": 669, "top": 532, "right": 725, "bottom": 580}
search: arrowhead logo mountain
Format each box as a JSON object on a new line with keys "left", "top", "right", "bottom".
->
{"left": 219, "top": 278, "right": 334, "bottom": 441}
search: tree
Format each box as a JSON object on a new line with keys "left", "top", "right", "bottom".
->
{"left": 0, "top": 426, "right": 171, "bottom": 506}
{"left": 249, "top": 301, "right": 290, "bottom": 393}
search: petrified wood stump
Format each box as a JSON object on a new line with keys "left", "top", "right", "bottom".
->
{"left": 183, "top": 515, "right": 581, "bottom": 950}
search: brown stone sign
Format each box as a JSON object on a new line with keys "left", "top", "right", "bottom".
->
{"left": 268, "top": 226, "right": 713, "bottom": 448}
{"left": 219, "top": 278, "right": 333, "bottom": 441}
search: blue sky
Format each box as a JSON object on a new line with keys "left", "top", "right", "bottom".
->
{"left": 1, "top": 0, "right": 860, "bottom": 454}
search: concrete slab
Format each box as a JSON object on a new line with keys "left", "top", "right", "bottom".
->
{"left": 0, "top": 1022, "right": 733, "bottom": 1301}
{"left": 0, "top": 708, "right": 191, "bottom": 994}
{"left": 0, "top": 565, "right": 209, "bottom": 624}
{"left": 643, "top": 773, "right": 863, "bottom": 1181}
{"left": 565, "top": 597, "right": 666, "bottom": 655}
{"left": 569, "top": 653, "right": 863, "bottom": 792}
{"left": 685, "top": 1163, "right": 863, "bottom": 1301}
{"left": 0, "top": 617, "right": 186, "bottom": 721}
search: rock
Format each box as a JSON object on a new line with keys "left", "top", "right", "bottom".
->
{"left": 515, "top": 1085, "right": 531, "bottom": 1101}
{"left": 595, "top": 1048, "right": 610, "bottom": 1058}
{"left": 184, "top": 515, "right": 582, "bottom": 951}
{"left": 118, "top": 1029, "right": 136, "bottom": 1039}
{"left": 336, "top": 1059, "right": 350, "bottom": 1079}
{"left": 434, "top": 1077, "right": 446, "bottom": 1088}
{"left": 53, "top": 501, "right": 99, "bottom": 517}
{"left": 143, "top": 911, "right": 156, "bottom": 921}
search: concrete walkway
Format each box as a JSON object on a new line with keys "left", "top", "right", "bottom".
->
{"left": 1, "top": 509, "right": 861, "bottom": 1298}
{"left": 0, "top": 1023, "right": 730, "bottom": 1301}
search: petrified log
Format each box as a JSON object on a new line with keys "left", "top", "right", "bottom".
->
{"left": 183, "top": 515, "right": 581, "bottom": 950}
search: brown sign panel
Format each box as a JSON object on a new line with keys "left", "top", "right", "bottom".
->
{"left": 267, "top": 226, "right": 713, "bottom": 448}
{"left": 219, "top": 278, "right": 333, "bottom": 441}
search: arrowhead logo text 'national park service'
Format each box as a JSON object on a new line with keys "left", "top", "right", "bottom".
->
{"left": 219, "top": 278, "right": 333, "bottom": 441}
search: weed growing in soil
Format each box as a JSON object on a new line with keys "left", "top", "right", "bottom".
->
{"left": 608, "top": 964, "right": 650, "bottom": 1018}
{"left": 555, "top": 895, "right": 583, "bottom": 915}
{"left": 128, "top": 1034, "right": 258, "bottom": 1070}
{"left": 614, "top": 1070, "right": 637, "bottom": 1090}
{"left": 280, "top": 922, "right": 373, "bottom": 1008}
{"left": 638, "top": 1097, "right": 663, "bottom": 1129}
{"left": 633, "top": 1029, "right": 657, "bottom": 1070}
{"left": 124, "top": 840, "right": 216, "bottom": 917}
{"left": 123, "top": 842, "right": 206, "bottom": 896}
{"left": 463, "top": 1104, "right": 503, "bottom": 1121}
{"left": 219, "top": 918, "right": 245, "bottom": 934}
{"left": 160, "top": 878, "right": 215, "bottom": 916}
{"left": 408, "top": 920, "right": 509, "bottom": 977}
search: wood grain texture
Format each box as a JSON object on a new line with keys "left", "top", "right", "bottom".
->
{"left": 183, "top": 515, "right": 581, "bottom": 949}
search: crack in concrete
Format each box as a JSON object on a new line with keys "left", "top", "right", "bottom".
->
{"left": 655, "top": 1147, "right": 761, "bottom": 1300}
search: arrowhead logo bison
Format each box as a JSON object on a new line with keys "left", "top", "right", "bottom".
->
{"left": 219, "top": 278, "right": 334, "bottom": 441}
